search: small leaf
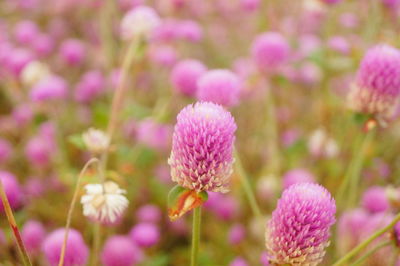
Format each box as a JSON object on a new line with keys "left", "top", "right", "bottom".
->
{"left": 167, "top": 185, "right": 208, "bottom": 221}
{"left": 68, "top": 134, "right": 86, "bottom": 150}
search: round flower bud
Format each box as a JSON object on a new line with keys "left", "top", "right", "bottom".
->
{"left": 129, "top": 222, "right": 160, "bottom": 248}
{"left": 361, "top": 186, "right": 390, "bottom": 213}
{"left": 101, "top": 235, "right": 143, "bottom": 266}
{"left": 0, "top": 171, "right": 23, "bottom": 212}
{"left": 22, "top": 220, "right": 46, "bottom": 255}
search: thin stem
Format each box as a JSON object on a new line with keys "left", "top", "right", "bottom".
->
{"left": 58, "top": 158, "right": 99, "bottom": 266}
{"left": 336, "top": 129, "right": 375, "bottom": 208}
{"left": 234, "top": 148, "right": 263, "bottom": 218}
{"left": 351, "top": 240, "right": 391, "bottom": 266}
{"left": 90, "top": 224, "right": 101, "bottom": 266}
{"left": 191, "top": 207, "right": 201, "bottom": 266}
{"left": 333, "top": 212, "right": 400, "bottom": 266}
{"left": 0, "top": 179, "right": 32, "bottom": 266}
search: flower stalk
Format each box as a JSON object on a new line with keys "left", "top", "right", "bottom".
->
{"left": 191, "top": 207, "right": 202, "bottom": 266}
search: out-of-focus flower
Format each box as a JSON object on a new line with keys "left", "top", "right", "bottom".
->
{"left": 228, "top": 224, "right": 246, "bottom": 245}
{"left": 251, "top": 32, "right": 290, "bottom": 71}
{"left": 361, "top": 186, "right": 390, "bottom": 213}
{"left": 129, "top": 222, "right": 160, "bottom": 248}
{"left": 42, "top": 228, "right": 89, "bottom": 266}
{"left": 6, "top": 48, "right": 34, "bottom": 77}
{"left": 337, "top": 208, "right": 369, "bottom": 255}
{"left": 59, "top": 39, "right": 86, "bottom": 66}
{"left": 230, "top": 257, "right": 249, "bottom": 266}
{"left": 32, "top": 33, "right": 55, "bottom": 57}
{"left": 82, "top": 128, "right": 110, "bottom": 154}
{"left": 25, "top": 136, "right": 53, "bottom": 167}
{"left": 260, "top": 252, "right": 271, "bottom": 266}
{"left": 12, "top": 104, "right": 33, "bottom": 127}
{"left": 0, "top": 171, "right": 23, "bottom": 212}
{"left": 382, "top": 0, "right": 400, "bottom": 9}
{"left": 24, "top": 177, "right": 46, "bottom": 198}
{"left": 0, "top": 138, "right": 12, "bottom": 163}
{"left": 308, "top": 128, "right": 339, "bottom": 158}
{"left": 101, "top": 235, "right": 143, "bottom": 266}
{"left": 22, "top": 220, "right": 46, "bottom": 255}
{"left": 170, "top": 59, "right": 207, "bottom": 97}
{"left": 204, "top": 192, "right": 240, "bottom": 221}
{"left": 136, "top": 204, "right": 162, "bottom": 224}
{"left": 240, "top": 0, "right": 260, "bottom": 11}
{"left": 149, "top": 45, "right": 177, "bottom": 68}
{"left": 30, "top": 75, "right": 68, "bottom": 102}
{"left": 81, "top": 181, "right": 129, "bottom": 225}
{"left": 197, "top": 70, "right": 241, "bottom": 107}
{"left": 14, "top": 20, "right": 39, "bottom": 45}
{"left": 282, "top": 168, "right": 316, "bottom": 189}
{"left": 328, "top": 36, "right": 350, "bottom": 55}
{"left": 74, "top": 70, "right": 105, "bottom": 103}
{"left": 136, "top": 119, "right": 172, "bottom": 151}
{"left": 21, "top": 61, "right": 50, "bottom": 87}
{"left": 321, "top": 0, "right": 342, "bottom": 5}
{"left": 177, "top": 20, "right": 203, "bottom": 42}
{"left": 120, "top": 6, "right": 161, "bottom": 41}
{"left": 265, "top": 183, "right": 336, "bottom": 265}
{"left": 256, "top": 175, "right": 279, "bottom": 203}
{"left": 168, "top": 102, "right": 237, "bottom": 193}
{"left": 348, "top": 45, "right": 400, "bottom": 120}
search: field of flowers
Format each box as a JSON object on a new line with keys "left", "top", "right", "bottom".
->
{"left": 2, "top": 0, "right": 400, "bottom": 265}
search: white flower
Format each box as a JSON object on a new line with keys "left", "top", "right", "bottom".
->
{"left": 21, "top": 61, "right": 50, "bottom": 87}
{"left": 120, "top": 6, "right": 161, "bottom": 41}
{"left": 81, "top": 181, "right": 129, "bottom": 224}
{"left": 308, "top": 128, "right": 339, "bottom": 158}
{"left": 82, "top": 128, "right": 110, "bottom": 154}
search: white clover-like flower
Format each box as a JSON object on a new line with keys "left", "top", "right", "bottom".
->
{"left": 81, "top": 181, "right": 128, "bottom": 224}
{"left": 308, "top": 128, "right": 339, "bottom": 158}
{"left": 82, "top": 128, "right": 110, "bottom": 154}
{"left": 120, "top": 6, "right": 161, "bottom": 41}
{"left": 21, "top": 61, "right": 50, "bottom": 87}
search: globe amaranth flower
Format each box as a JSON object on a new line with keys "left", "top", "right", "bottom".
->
{"left": 120, "top": 6, "right": 161, "bottom": 41}
{"left": 170, "top": 59, "right": 207, "bottom": 97}
{"left": 42, "top": 228, "right": 89, "bottom": 266}
{"left": 80, "top": 181, "right": 129, "bottom": 225}
{"left": 168, "top": 102, "right": 237, "bottom": 193}
{"left": 251, "top": 32, "right": 290, "bottom": 71}
{"left": 21, "top": 220, "right": 46, "bottom": 255}
{"left": 348, "top": 45, "right": 400, "bottom": 119}
{"left": 265, "top": 183, "right": 336, "bottom": 266}
{"left": 282, "top": 168, "right": 316, "bottom": 189}
{"left": 0, "top": 171, "right": 23, "bottom": 212}
{"left": 82, "top": 128, "right": 110, "bottom": 154}
{"left": 361, "top": 186, "right": 389, "bottom": 213}
{"left": 101, "top": 235, "right": 143, "bottom": 266}
{"left": 196, "top": 70, "right": 241, "bottom": 107}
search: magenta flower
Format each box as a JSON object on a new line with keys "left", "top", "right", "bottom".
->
{"left": 265, "top": 183, "right": 336, "bottom": 265}
{"left": 74, "top": 70, "right": 105, "bottom": 103}
{"left": 42, "top": 228, "right": 89, "bottom": 266}
{"left": 348, "top": 45, "right": 400, "bottom": 119}
{"left": 361, "top": 186, "right": 389, "bottom": 213}
{"left": 59, "top": 39, "right": 86, "bottom": 66}
{"left": 282, "top": 168, "right": 316, "bottom": 189}
{"left": 21, "top": 220, "right": 46, "bottom": 255}
{"left": 196, "top": 70, "right": 241, "bottom": 107}
{"left": 0, "top": 171, "right": 23, "bottom": 212}
{"left": 30, "top": 75, "right": 68, "bottom": 102}
{"left": 168, "top": 102, "right": 237, "bottom": 193}
{"left": 136, "top": 204, "right": 162, "bottom": 224}
{"left": 129, "top": 222, "right": 160, "bottom": 248}
{"left": 170, "top": 59, "right": 207, "bottom": 97}
{"left": 101, "top": 235, "right": 143, "bottom": 266}
{"left": 251, "top": 32, "right": 290, "bottom": 71}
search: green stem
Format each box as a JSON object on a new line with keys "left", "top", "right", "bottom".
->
{"left": 90, "top": 224, "right": 101, "bottom": 266}
{"left": 336, "top": 129, "right": 375, "bottom": 208}
{"left": 59, "top": 158, "right": 99, "bottom": 266}
{"left": 191, "top": 207, "right": 201, "bottom": 266}
{"left": 0, "top": 179, "right": 32, "bottom": 266}
{"left": 351, "top": 240, "right": 391, "bottom": 266}
{"left": 333, "top": 212, "right": 400, "bottom": 266}
{"left": 234, "top": 148, "right": 262, "bottom": 218}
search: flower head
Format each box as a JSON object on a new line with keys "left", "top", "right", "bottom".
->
{"left": 361, "top": 186, "right": 389, "bottom": 213}
{"left": 42, "top": 228, "right": 88, "bottom": 266}
{"left": 170, "top": 59, "right": 207, "bottom": 97}
{"left": 0, "top": 171, "right": 23, "bottom": 212}
{"left": 265, "top": 183, "right": 336, "bottom": 266}
{"left": 348, "top": 45, "right": 400, "bottom": 119}
{"left": 82, "top": 128, "right": 110, "bottom": 154}
{"left": 282, "top": 168, "right": 316, "bottom": 189}
{"left": 80, "top": 181, "right": 129, "bottom": 225}
{"left": 168, "top": 102, "right": 237, "bottom": 193}
{"left": 196, "top": 70, "right": 241, "bottom": 107}
{"left": 129, "top": 222, "right": 160, "bottom": 248}
{"left": 101, "top": 235, "right": 143, "bottom": 266}
{"left": 251, "top": 32, "right": 290, "bottom": 71}
{"left": 22, "top": 220, "right": 46, "bottom": 255}
{"left": 120, "top": 6, "right": 161, "bottom": 41}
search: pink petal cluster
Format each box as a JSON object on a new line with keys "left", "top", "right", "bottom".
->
{"left": 348, "top": 45, "right": 400, "bottom": 119}
{"left": 168, "top": 102, "right": 237, "bottom": 193}
{"left": 265, "top": 183, "right": 336, "bottom": 265}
